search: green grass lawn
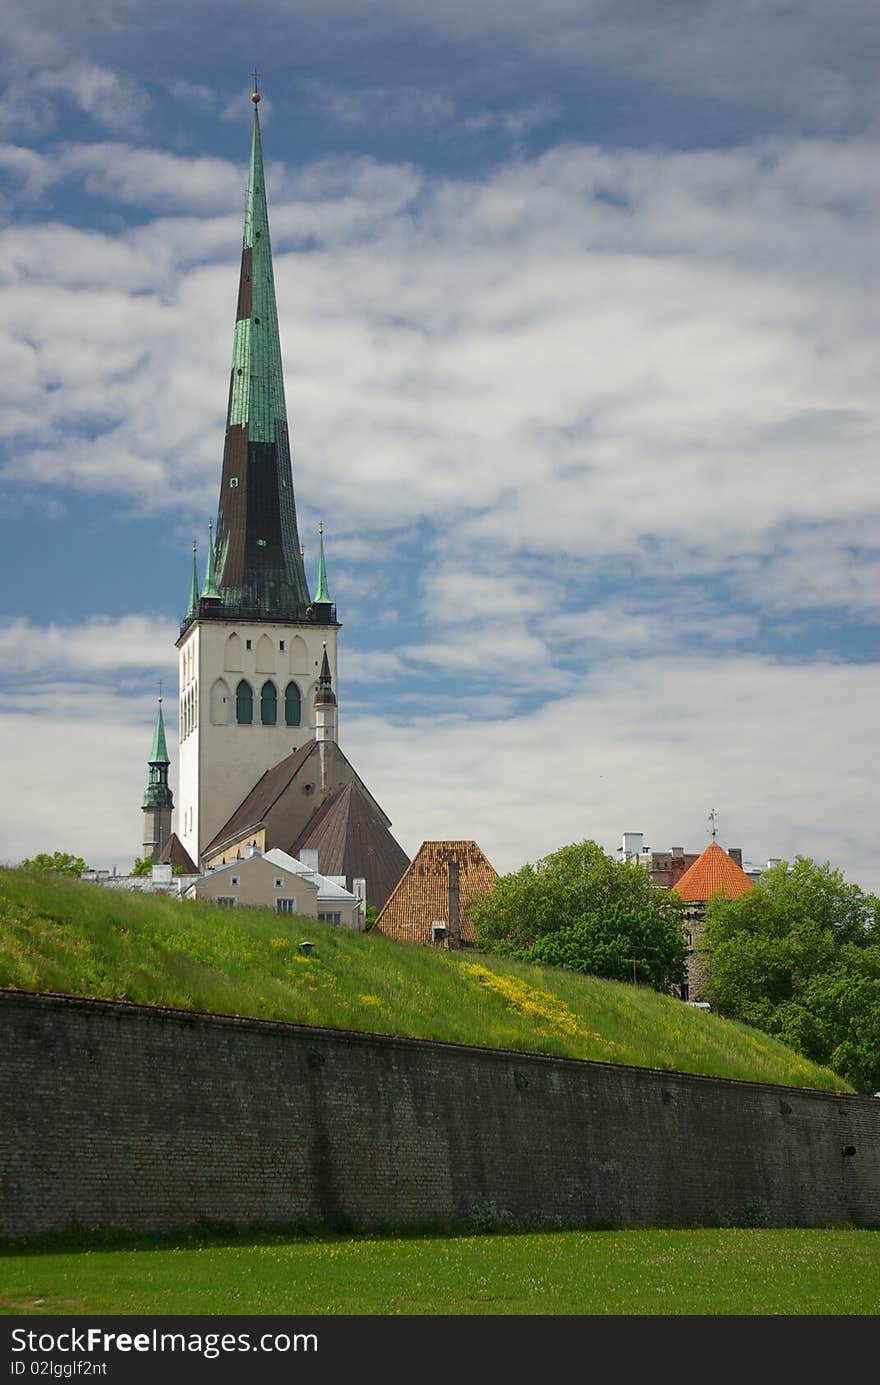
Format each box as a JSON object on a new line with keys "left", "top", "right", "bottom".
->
{"left": 2, "top": 1228, "right": 878, "bottom": 1316}
{"left": 0, "top": 869, "right": 849, "bottom": 1090}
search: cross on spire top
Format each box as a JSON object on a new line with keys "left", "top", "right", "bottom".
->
{"left": 251, "top": 68, "right": 261, "bottom": 104}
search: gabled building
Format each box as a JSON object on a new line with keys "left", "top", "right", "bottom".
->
{"left": 373, "top": 841, "right": 498, "bottom": 948}
{"left": 672, "top": 840, "right": 754, "bottom": 1000}
{"left": 186, "top": 845, "right": 362, "bottom": 928}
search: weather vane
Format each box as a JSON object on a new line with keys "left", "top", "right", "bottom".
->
{"left": 708, "top": 808, "right": 718, "bottom": 840}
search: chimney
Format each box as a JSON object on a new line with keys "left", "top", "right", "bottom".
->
{"left": 299, "top": 848, "right": 319, "bottom": 873}
{"left": 447, "top": 859, "right": 461, "bottom": 944}
{"left": 727, "top": 847, "right": 742, "bottom": 866}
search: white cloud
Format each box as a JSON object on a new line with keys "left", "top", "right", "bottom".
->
{"left": 306, "top": 82, "right": 455, "bottom": 129}
{"left": 344, "top": 653, "right": 880, "bottom": 892}
{"left": 0, "top": 615, "right": 177, "bottom": 678}
{"left": 2, "top": 632, "right": 876, "bottom": 894}
{"left": 1, "top": 135, "right": 877, "bottom": 626}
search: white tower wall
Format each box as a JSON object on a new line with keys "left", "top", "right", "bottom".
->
{"left": 176, "top": 619, "right": 339, "bottom": 864}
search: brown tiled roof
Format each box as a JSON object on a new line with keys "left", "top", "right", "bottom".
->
{"left": 289, "top": 782, "right": 409, "bottom": 912}
{"left": 203, "top": 741, "right": 316, "bottom": 855}
{"left": 158, "top": 833, "right": 199, "bottom": 875}
{"left": 373, "top": 840, "right": 498, "bottom": 945}
{"left": 672, "top": 841, "right": 754, "bottom": 903}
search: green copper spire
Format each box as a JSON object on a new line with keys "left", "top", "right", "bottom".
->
{"left": 211, "top": 88, "right": 312, "bottom": 618}
{"left": 202, "top": 520, "right": 221, "bottom": 600}
{"left": 186, "top": 541, "right": 199, "bottom": 619}
{"left": 142, "top": 696, "right": 173, "bottom": 810}
{"left": 314, "top": 523, "right": 331, "bottom": 604}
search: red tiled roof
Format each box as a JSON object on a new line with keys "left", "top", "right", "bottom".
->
{"left": 672, "top": 841, "right": 753, "bottom": 903}
{"left": 158, "top": 833, "right": 199, "bottom": 875}
{"left": 288, "top": 782, "right": 409, "bottom": 912}
{"left": 374, "top": 840, "right": 498, "bottom": 945}
{"left": 202, "top": 741, "right": 316, "bottom": 855}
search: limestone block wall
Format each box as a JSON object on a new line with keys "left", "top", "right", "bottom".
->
{"left": 1, "top": 990, "right": 878, "bottom": 1238}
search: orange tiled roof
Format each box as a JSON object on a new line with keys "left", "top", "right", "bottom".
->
{"left": 672, "top": 841, "right": 753, "bottom": 903}
{"left": 373, "top": 840, "right": 498, "bottom": 945}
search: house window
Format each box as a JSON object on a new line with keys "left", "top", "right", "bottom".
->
{"left": 236, "top": 680, "right": 253, "bottom": 724}
{"left": 261, "top": 679, "right": 277, "bottom": 725}
{"left": 285, "top": 680, "right": 301, "bottom": 727}
{"left": 279, "top": 640, "right": 285, "bottom": 651}
{"left": 230, "top": 876, "right": 240, "bottom": 886}
{"left": 246, "top": 639, "right": 252, "bottom": 650}
{"left": 276, "top": 898, "right": 298, "bottom": 914}
{"left": 274, "top": 878, "right": 284, "bottom": 889}
{"left": 216, "top": 896, "right": 237, "bottom": 908}
{"left": 318, "top": 911, "right": 341, "bottom": 924}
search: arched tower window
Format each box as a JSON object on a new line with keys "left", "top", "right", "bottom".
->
{"left": 285, "top": 681, "right": 301, "bottom": 727}
{"left": 210, "top": 677, "right": 231, "bottom": 725}
{"left": 236, "top": 679, "right": 253, "bottom": 725}
{"left": 225, "top": 632, "right": 243, "bottom": 672}
{"left": 256, "top": 634, "right": 275, "bottom": 673}
{"left": 261, "top": 680, "right": 277, "bottom": 726}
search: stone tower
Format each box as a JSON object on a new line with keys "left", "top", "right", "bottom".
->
{"left": 176, "top": 86, "right": 340, "bottom": 865}
{"left": 141, "top": 697, "right": 173, "bottom": 862}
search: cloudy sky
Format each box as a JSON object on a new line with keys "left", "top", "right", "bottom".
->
{"left": 1, "top": 1, "right": 878, "bottom": 889}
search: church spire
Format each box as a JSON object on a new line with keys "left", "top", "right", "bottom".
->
{"left": 211, "top": 87, "right": 312, "bottom": 620}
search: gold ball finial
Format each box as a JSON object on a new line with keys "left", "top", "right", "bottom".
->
{"left": 251, "top": 90, "right": 260, "bottom": 104}
{"left": 251, "top": 67, "right": 261, "bottom": 103}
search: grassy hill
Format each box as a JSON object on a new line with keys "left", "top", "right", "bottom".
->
{"left": 0, "top": 867, "right": 850, "bottom": 1092}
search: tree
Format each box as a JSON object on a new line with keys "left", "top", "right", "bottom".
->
{"left": 132, "top": 857, "right": 185, "bottom": 877}
{"left": 19, "top": 851, "right": 89, "bottom": 877}
{"left": 702, "top": 857, "right": 880, "bottom": 1092}
{"left": 529, "top": 901, "right": 687, "bottom": 992}
{"left": 471, "top": 839, "right": 686, "bottom": 991}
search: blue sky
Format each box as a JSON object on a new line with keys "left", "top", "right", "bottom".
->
{"left": 1, "top": 1, "right": 878, "bottom": 888}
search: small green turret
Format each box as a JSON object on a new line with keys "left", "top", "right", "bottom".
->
{"left": 142, "top": 695, "right": 174, "bottom": 862}
{"left": 186, "top": 540, "right": 200, "bottom": 621}
{"left": 313, "top": 523, "right": 332, "bottom": 610}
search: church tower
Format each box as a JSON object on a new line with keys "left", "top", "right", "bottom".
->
{"left": 176, "top": 83, "right": 340, "bottom": 865}
{"left": 141, "top": 696, "right": 173, "bottom": 861}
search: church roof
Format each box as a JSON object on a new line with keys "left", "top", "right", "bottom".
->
{"left": 672, "top": 841, "right": 754, "bottom": 903}
{"left": 373, "top": 840, "right": 498, "bottom": 945}
{"left": 202, "top": 741, "right": 317, "bottom": 856}
{"left": 288, "top": 782, "right": 409, "bottom": 912}
{"left": 158, "top": 833, "right": 199, "bottom": 875}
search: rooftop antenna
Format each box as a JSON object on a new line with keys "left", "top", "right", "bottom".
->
{"left": 708, "top": 808, "right": 718, "bottom": 841}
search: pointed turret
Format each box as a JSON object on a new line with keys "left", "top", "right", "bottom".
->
{"left": 186, "top": 541, "right": 200, "bottom": 621}
{"left": 314, "top": 641, "right": 338, "bottom": 748}
{"left": 313, "top": 522, "right": 332, "bottom": 614}
{"left": 142, "top": 696, "right": 174, "bottom": 861}
{"left": 209, "top": 90, "right": 312, "bottom": 621}
{"left": 201, "top": 519, "right": 221, "bottom": 604}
